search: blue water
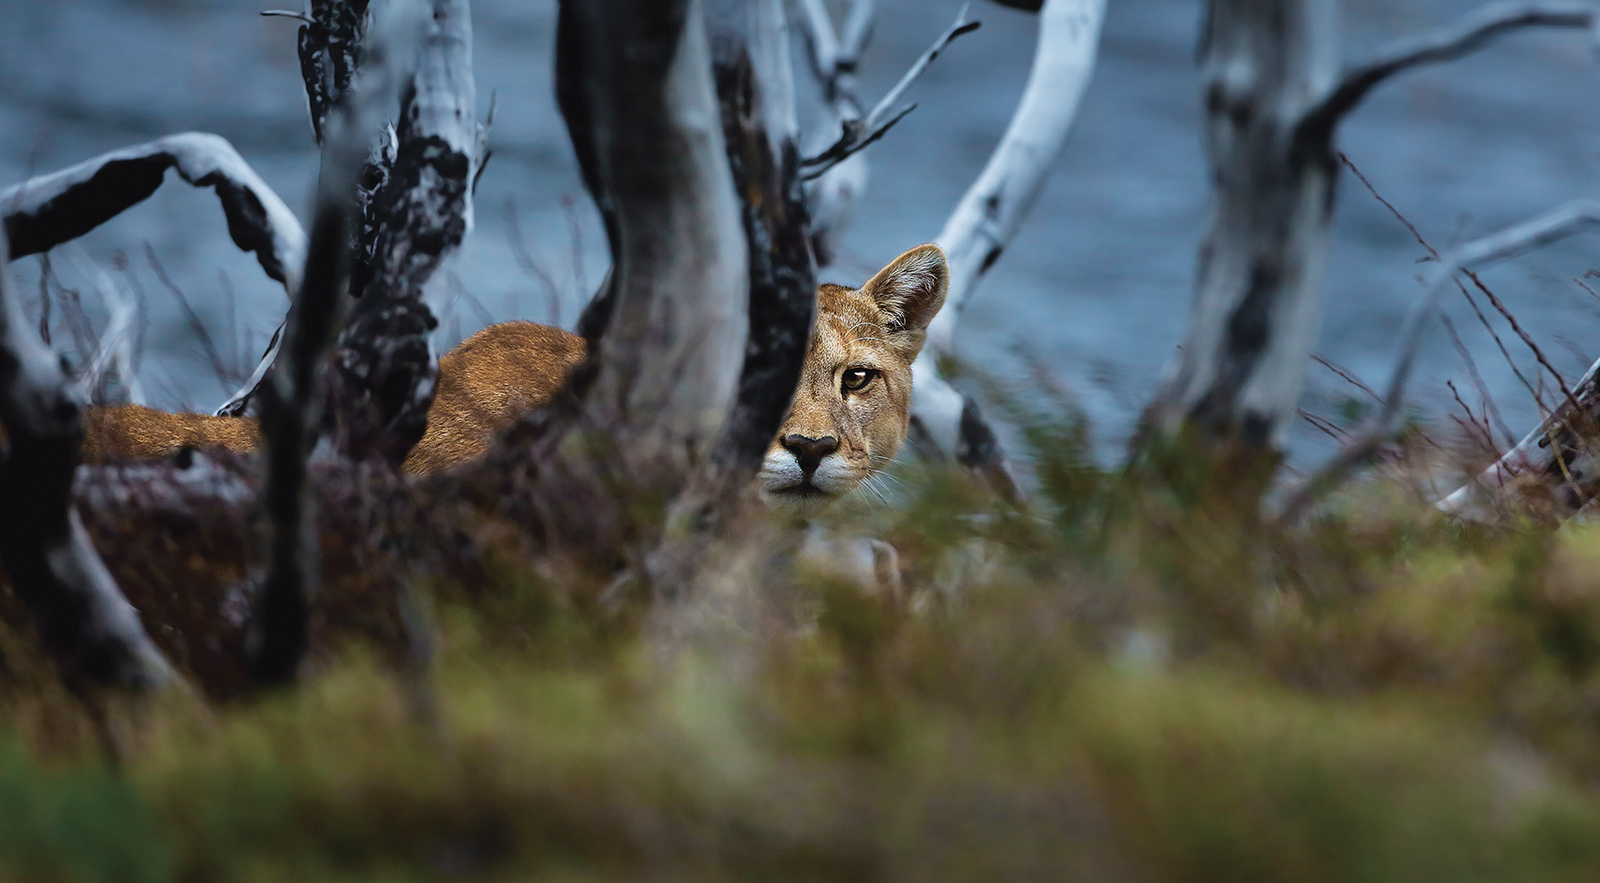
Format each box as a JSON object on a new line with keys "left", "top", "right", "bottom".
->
{"left": 2, "top": 0, "right": 1598, "bottom": 471}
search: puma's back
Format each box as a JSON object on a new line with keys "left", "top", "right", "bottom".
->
{"left": 74, "top": 245, "right": 946, "bottom": 503}
{"left": 78, "top": 321, "right": 586, "bottom": 473}
{"left": 403, "top": 321, "right": 587, "bottom": 472}
{"left": 84, "top": 403, "right": 260, "bottom": 462}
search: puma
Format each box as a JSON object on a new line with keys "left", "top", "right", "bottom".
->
{"left": 77, "top": 244, "right": 949, "bottom": 507}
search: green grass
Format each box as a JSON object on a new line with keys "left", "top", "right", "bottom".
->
{"left": 6, "top": 421, "right": 1600, "bottom": 881}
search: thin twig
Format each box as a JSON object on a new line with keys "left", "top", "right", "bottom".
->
{"left": 144, "top": 244, "right": 237, "bottom": 392}
{"left": 1341, "top": 152, "right": 1538, "bottom": 439}
{"left": 1311, "top": 354, "right": 1381, "bottom": 401}
{"left": 801, "top": 3, "right": 980, "bottom": 175}
{"left": 1280, "top": 199, "right": 1600, "bottom": 522}
{"left": 1441, "top": 312, "right": 1516, "bottom": 447}
{"left": 260, "top": 9, "right": 314, "bottom": 23}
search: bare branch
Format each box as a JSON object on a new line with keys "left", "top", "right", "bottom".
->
{"left": 910, "top": 0, "right": 1107, "bottom": 499}
{"left": 0, "top": 229, "right": 177, "bottom": 690}
{"left": 800, "top": 4, "right": 979, "bottom": 179}
{"left": 1283, "top": 199, "right": 1600, "bottom": 521}
{"left": 1301, "top": 1, "right": 1596, "bottom": 138}
{"left": 1, "top": 133, "right": 307, "bottom": 293}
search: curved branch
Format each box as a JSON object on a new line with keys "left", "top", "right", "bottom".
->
{"left": 1281, "top": 199, "right": 1600, "bottom": 521}
{"left": 0, "top": 133, "right": 307, "bottom": 293}
{"left": 909, "top": 0, "right": 1107, "bottom": 498}
{"left": 1301, "top": 1, "right": 1596, "bottom": 137}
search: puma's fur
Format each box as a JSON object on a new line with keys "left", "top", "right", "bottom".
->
{"left": 76, "top": 245, "right": 949, "bottom": 506}
{"left": 403, "top": 321, "right": 587, "bottom": 472}
{"left": 79, "top": 320, "right": 588, "bottom": 473}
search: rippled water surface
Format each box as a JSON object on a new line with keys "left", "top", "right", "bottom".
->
{"left": 2, "top": 0, "right": 1598, "bottom": 469}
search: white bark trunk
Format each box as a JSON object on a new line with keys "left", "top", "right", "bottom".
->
{"left": 706, "top": 0, "right": 819, "bottom": 476}
{"left": 561, "top": 0, "right": 748, "bottom": 472}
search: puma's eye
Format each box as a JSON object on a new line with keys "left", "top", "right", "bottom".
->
{"left": 841, "top": 367, "right": 878, "bottom": 393}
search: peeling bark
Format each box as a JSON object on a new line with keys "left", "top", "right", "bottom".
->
{"left": 297, "top": 0, "right": 374, "bottom": 144}
{"left": 329, "top": 0, "right": 480, "bottom": 465}
{"left": 707, "top": 0, "right": 818, "bottom": 477}
{"left": 250, "top": 9, "right": 413, "bottom": 686}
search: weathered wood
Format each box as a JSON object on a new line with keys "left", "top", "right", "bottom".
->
{"left": 706, "top": 0, "right": 818, "bottom": 476}
{"left": 795, "top": 0, "right": 873, "bottom": 266}
{"left": 250, "top": 9, "right": 412, "bottom": 685}
{"left": 294, "top": 0, "right": 374, "bottom": 144}
{"left": 1142, "top": 0, "right": 1340, "bottom": 456}
{"left": 0, "top": 133, "right": 307, "bottom": 295}
{"left": 0, "top": 230, "right": 177, "bottom": 691}
{"left": 554, "top": 0, "right": 747, "bottom": 477}
{"left": 219, "top": 0, "right": 371, "bottom": 416}
{"left": 329, "top": 0, "right": 481, "bottom": 465}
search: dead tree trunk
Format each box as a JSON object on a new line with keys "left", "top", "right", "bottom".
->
{"left": 1140, "top": 0, "right": 1596, "bottom": 494}
{"left": 910, "top": 0, "right": 1106, "bottom": 501}
{"left": 250, "top": 6, "right": 416, "bottom": 684}
{"left": 1142, "top": 0, "right": 1339, "bottom": 462}
{"left": 0, "top": 230, "right": 176, "bottom": 691}
{"left": 327, "top": 0, "right": 483, "bottom": 466}
{"left": 707, "top": 0, "right": 818, "bottom": 477}
{"left": 554, "top": 0, "right": 748, "bottom": 480}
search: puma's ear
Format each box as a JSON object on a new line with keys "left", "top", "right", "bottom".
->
{"left": 860, "top": 244, "right": 949, "bottom": 336}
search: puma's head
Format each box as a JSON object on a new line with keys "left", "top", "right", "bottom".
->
{"left": 759, "top": 244, "right": 949, "bottom": 513}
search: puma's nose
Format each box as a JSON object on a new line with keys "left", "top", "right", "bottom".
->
{"left": 782, "top": 434, "right": 840, "bottom": 475}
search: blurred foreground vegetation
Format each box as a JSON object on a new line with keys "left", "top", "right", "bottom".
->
{"left": 5, "top": 404, "right": 1600, "bottom": 881}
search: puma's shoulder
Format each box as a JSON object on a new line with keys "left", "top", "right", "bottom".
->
{"left": 403, "top": 321, "right": 587, "bottom": 473}
{"left": 83, "top": 403, "right": 260, "bottom": 463}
